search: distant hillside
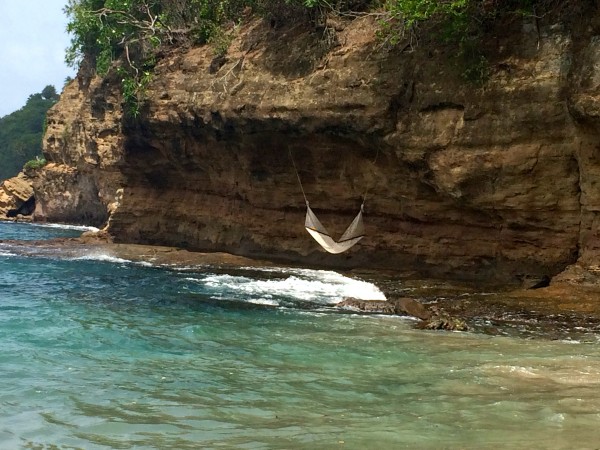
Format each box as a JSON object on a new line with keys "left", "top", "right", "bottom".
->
{"left": 0, "top": 85, "right": 59, "bottom": 180}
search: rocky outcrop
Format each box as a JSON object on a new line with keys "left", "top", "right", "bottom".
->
{"left": 33, "top": 11, "right": 600, "bottom": 283}
{"left": 337, "top": 297, "right": 432, "bottom": 319}
{"left": 34, "top": 74, "right": 125, "bottom": 227}
{"left": 0, "top": 172, "right": 35, "bottom": 220}
{"left": 336, "top": 297, "right": 468, "bottom": 330}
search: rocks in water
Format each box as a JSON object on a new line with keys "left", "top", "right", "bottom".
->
{"left": 337, "top": 297, "right": 432, "bottom": 317}
{"left": 336, "top": 297, "right": 433, "bottom": 319}
{"left": 336, "top": 298, "right": 396, "bottom": 314}
{"left": 336, "top": 297, "right": 468, "bottom": 331}
{"left": 416, "top": 315, "right": 469, "bottom": 331}
{"left": 391, "top": 297, "right": 432, "bottom": 320}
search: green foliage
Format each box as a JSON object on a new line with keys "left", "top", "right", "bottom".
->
{"left": 41, "top": 85, "right": 59, "bottom": 101}
{"left": 118, "top": 67, "right": 153, "bottom": 117}
{"left": 380, "top": 0, "right": 551, "bottom": 84}
{"left": 65, "top": 0, "right": 260, "bottom": 117}
{"left": 64, "top": 0, "right": 558, "bottom": 97}
{"left": 0, "top": 87, "right": 59, "bottom": 180}
{"left": 208, "top": 25, "right": 234, "bottom": 58}
{"left": 385, "top": 0, "right": 467, "bottom": 29}
{"left": 24, "top": 157, "right": 48, "bottom": 171}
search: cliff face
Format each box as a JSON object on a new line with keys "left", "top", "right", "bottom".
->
{"left": 36, "top": 14, "right": 600, "bottom": 282}
{"left": 37, "top": 75, "right": 125, "bottom": 227}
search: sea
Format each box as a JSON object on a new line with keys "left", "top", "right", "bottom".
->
{"left": 1, "top": 221, "right": 600, "bottom": 449}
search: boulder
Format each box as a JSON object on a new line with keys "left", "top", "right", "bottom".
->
{"left": 0, "top": 173, "right": 34, "bottom": 219}
{"left": 390, "top": 297, "right": 433, "bottom": 320}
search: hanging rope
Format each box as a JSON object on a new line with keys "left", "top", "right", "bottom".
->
{"left": 288, "top": 147, "right": 308, "bottom": 205}
{"left": 360, "top": 146, "right": 381, "bottom": 209}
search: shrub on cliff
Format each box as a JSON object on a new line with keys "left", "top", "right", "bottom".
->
{"left": 65, "top": 0, "right": 258, "bottom": 116}
{"left": 64, "top": 0, "right": 577, "bottom": 111}
{"left": 64, "top": 0, "right": 363, "bottom": 115}
{"left": 378, "top": 0, "right": 590, "bottom": 82}
{"left": 24, "top": 157, "right": 48, "bottom": 171}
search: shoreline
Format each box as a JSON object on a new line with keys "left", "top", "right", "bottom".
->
{"left": 2, "top": 231, "right": 600, "bottom": 339}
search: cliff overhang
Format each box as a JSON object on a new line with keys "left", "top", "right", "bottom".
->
{"left": 32, "top": 13, "right": 600, "bottom": 285}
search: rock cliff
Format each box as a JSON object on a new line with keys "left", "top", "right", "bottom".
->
{"left": 0, "top": 172, "right": 35, "bottom": 219}
{"left": 34, "top": 13, "right": 600, "bottom": 283}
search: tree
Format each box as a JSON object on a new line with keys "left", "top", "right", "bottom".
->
{"left": 0, "top": 87, "right": 59, "bottom": 180}
{"left": 41, "top": 85, "right": 59, "bottom": 100}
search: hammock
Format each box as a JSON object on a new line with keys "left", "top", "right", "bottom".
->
{"left": 289, "top": 148, "right": 377, "bottom": 254}
{"left": 304, "top": 202, "right": 365, "bottom": 254}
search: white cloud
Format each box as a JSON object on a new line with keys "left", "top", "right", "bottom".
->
{"left": 0, "top": 0, "right": 75, "bottom": 117}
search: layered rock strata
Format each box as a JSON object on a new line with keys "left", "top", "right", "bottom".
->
{"left": 35, "top": 14, "right": 600, "bottom": 283}
{"left": 0, "top": 172, "right": 35, "bottom": 219}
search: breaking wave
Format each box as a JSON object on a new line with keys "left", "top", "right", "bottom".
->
{"left": 185, "top": 268, "right": 386, "bottom": 307}
{"left": 31, "top": 223, "right": 100, "bottom": 232}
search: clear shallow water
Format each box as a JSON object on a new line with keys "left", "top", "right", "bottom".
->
{"left": 2, "top": 223, "right": 600, "bottom": 448}
{"left": 0, "top": 221, "right": 97, "bottom": 241}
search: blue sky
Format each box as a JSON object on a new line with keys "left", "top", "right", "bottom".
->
{"left": 0, "top": 1, "right": 75, "bottom": 118}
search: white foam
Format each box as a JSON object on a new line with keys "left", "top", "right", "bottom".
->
{"left": 30, "top": 222, "right": 100, "bottom": 232}
{"left": 559, "top": 339, "right": 582, "bottom": 345}
{"left": 71, "top": 252, "right": 131, "bottom": 264}
{"left": 193, "top": 269, "right": 386, "bottom": 305}
{"left": 0, "top": 250, "right": 16, "bottom": 257}
{"left": 247, "top": 298, "right": 280, "bottom": 307}
{"left": 135, "top": 261, "right": 154, "bottom": 267}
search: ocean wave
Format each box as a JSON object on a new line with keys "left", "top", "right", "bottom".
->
{"left": 189, "top": 269, "right": 386, "bottom": 305}
{"left": 71, "top": 252, "right": 132, "bottom": 264}
{"left": 247, "top": 298, "right": 280, "bottom": 307}
{"left": 31, "top": 223, "right": 100, "bottom": 232}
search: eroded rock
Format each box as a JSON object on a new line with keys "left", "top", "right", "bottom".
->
{"left": 337, "top": 296, "right": 468, "bottom": 331}
{"left": 337, "top": 298, "right": 397, "bottom": 314}
{"left": 0, "top": 173, "right": 34, "bottom": 220}
{"left": 416, "top": 315, "right": 469, "bottom": 332}
{"left": 390, "top": 297, "right": 433, "bottom": 320}
{"left": 31, "top": 12, "right": 600, "bottom": 284}
{"left": 336, "top": 297, "right": 429, "bottom": 318}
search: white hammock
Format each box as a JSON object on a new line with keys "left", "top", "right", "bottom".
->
{"left": 304, "top": 203, "right": 365, "bottom": 254}
{"left": 289, "top": 147, "right": 377, "bottom": 254}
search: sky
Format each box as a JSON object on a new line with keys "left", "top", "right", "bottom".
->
{"left": 0, "top": 1, "right": 75, "bottom": 118}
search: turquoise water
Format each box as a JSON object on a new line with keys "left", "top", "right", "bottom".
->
{"left": 2, "top": 223, "right": 600, "bottom": 449}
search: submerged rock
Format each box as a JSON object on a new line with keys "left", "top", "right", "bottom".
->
{"left": 336, "top": 296, "right": 433, "bottom": 319}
